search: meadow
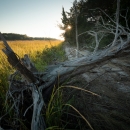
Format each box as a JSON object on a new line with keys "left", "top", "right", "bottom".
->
{"left": 0, "top": 40, "right": 67, "bottom": 128}
{"left": 0, "top": 39, "right": 65, "bottom": 69}
{"left": 0, "top": 39, "right": 66, "bottom": 88}
{"left": 0, "top": 40, "right": 95, "bottom": 130}
{"left": 0, "top": 40, "right": 63, "bottom": 58}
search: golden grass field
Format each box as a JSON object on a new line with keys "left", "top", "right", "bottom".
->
{"left": 0, "top": 40, "right": 63, "bottom": 93}
{"left": 0, "top": 40, "right": 62, "bottom": 69}
{"left": 0, "top": 40, "right": 62, "bottom": 57}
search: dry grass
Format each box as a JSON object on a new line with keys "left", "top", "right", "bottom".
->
{"left": 0, "top": 40, "right": 62, "bottom": 70}
{"left": 0, "top": 40, "right": 63, "bottom": 115}
{"left": 0, "top": 40, "right": 62, "bottom": 57}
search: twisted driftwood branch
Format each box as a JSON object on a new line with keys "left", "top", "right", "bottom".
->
{"left": 0, "top": 31, "right": 130, "bottom": 129}
{"left": 0, "top": 32, "right": 37, "bottom": 84}
{"left": 0, "top": 32, "right": 46, "bottom": 130}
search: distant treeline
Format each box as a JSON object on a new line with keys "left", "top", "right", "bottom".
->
{"left": 1, "top": 33, "right": 57, "bottom": 40}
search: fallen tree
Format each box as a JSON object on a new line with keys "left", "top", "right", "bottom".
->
{"left": 0, "top": 30, "right": 130, "bottom": 129}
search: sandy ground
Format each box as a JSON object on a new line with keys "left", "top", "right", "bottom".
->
{"left": 64, "top": 46, "right": 91, "bottom": 61}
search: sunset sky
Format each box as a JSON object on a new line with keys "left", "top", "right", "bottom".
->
{"left": 0, "top": 0, "right": 74, "bottom": 40}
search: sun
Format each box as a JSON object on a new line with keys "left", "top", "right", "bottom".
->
{"left": 67, "top": 25, "right": 71, "bottom": 29}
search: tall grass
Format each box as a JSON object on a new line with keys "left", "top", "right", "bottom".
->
{"left": 0, "top": 40, "right": 97, "bottom": 129}
{"left": 0, "top": 40, "right": 66, "bottom": 129}
{"left": 0, "top": 40, "right": 63, "bottom": 89}
{"left": 45, "top": 85, "right": 95, "bottom": 130}
{"left": 1, "top": 40, "right": 127, "bottom": 130}
{"left": 0, "top": 39, "right": 92, "bottom": 129}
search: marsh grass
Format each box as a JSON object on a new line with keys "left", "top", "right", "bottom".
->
{"left": 34, "top": 43, "right": 66, "bottom": 70}
{"left": 45, "top": 85, "right": 96, "bottom": 130}
{"left": 0, "top": 40, "right": 63, "bottom": 91}
{"left": 0, "top": 40, "right": 66, "bottom": 129}
{"left": 0, "top": 40, "right": 129, "bottom": 130}
{"left": 0, "top": 39, "right": 112, "bottom": 129}
{"left": 45, "top": 85, "right": 76, "bottom": 130}
{"left": 0, "top": 39, "right": 63, "bottom": 70}
{"left": 45, "top": 86, "right": 64, "bottom": 129}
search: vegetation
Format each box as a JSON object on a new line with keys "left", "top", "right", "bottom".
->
{"left": 60, "top": 0, "right": 130, "bottom": 49}
{"left": 0, "top": 40, "right": 66, "bottom": 128}
{"left": 0, "top": 40, "right": 63, "bottom": 67}
{"left": 0, "top": 0, "right": 130, "bottom": 129}
{"left": 0, "top": 39, "right": 94, "bottom": 130}
{"left": 1, "top": 33, "right": 58, "bottom": 40}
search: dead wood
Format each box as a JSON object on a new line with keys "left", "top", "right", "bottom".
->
{"left": 0, "top": 31, "right": 130, "bottom": 129}
{"left": 0, "top": 32, "right": 37, "bottom": 84}
{"left": 0, "top": 1, "right": 130, "bottom": 128}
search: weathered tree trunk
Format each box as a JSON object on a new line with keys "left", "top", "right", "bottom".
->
{"left": 0, "top": 33, "right": 46, "bottom": 130}
{"left": 1, "top": 31, "right": 130, "bottom": 129}
{"left": 112, "top": 0, "right": 120, "bottom": 46}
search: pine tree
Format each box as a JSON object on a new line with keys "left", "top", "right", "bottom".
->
{"left": 61, "top": 7, "right": 69, "bottom": 26}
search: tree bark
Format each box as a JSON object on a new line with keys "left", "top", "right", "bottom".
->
{"left": 1, "top": 32, "right": 130, "bottom": 130}
{"left": 112, "top": 0, "right": 120, "bottom": 46}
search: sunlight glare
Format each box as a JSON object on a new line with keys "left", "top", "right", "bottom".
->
{"left": 67, "top": 25, "right": 71, "bottom": 29}
{"left": 27, "top": 26, "right": 65, "bottom": 40}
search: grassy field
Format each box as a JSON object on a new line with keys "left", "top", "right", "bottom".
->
{"left": 0, "top": 40, "right": 62, "bottom": 58}
{"left": 0, "top": 39, "right": 66, "bottom": 87}
{"left": 0, "top": 39, "right": 64, "bottom": 68}
{"left": 0, "top": 40, "right": 91, "bottom": 130}
{"left": 1, "top": 40, "right": 129, "bottom": 130}
{"left": 0, "top": 40, "right": 67, "bottom": 128}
